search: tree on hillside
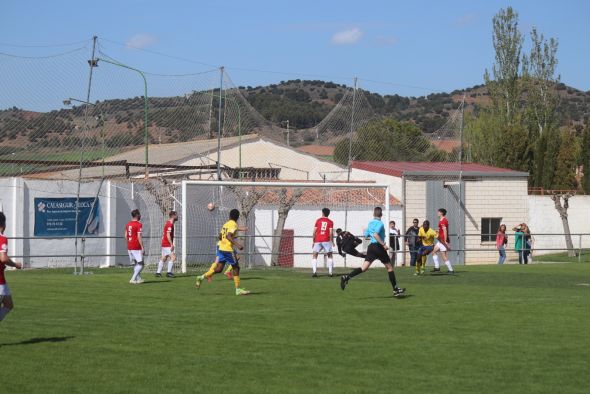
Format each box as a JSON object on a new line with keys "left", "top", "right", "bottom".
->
{"left": 553, "top": 130, "right": 580, "bottom": 190}
{"left": 333, "top": 117, "right": 444, "bottom": 165}
{"left": 551, "top": 193, "right": 576, "bottom": 257}
{"left": 484, "top": 6, "right": 523, "bottom": 124}
{"left": 522, "top": 27, "right": 561, "bottom": 187}
{"left": 271, "top": 188, "right": 304, "bottom": 267}
{"left": 581, "top": 124, "right": 590, "bottom": 193}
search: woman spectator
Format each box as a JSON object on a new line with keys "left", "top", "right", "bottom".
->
{"left": 513, "top": 224, "right": 526, "bottom": 264}
{"left": 496, "top": 224, "right": 507, "bottom": 264}
{"left": 523, "top": 224, "right": 533, "bottom": 264}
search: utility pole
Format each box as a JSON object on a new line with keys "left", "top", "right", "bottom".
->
{"left": 73, "top": 35, "right": 98, "bottom": 275}
{"left": 217, "top": 66, "right": 224, "bottom": 180}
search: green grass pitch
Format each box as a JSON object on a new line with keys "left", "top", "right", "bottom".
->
{"left": 2, "top": 264, "right": 589, "bottom": 393}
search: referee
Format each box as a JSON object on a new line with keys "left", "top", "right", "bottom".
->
{"left": 340, "top": 207, "right": 406, "bottom": 297}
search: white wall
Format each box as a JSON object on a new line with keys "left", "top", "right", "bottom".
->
{"left": 527, "top": 195, "right": 590, "bottom": 254}
{"left": 252, "top": 206, "right": 402, "bottom": 268}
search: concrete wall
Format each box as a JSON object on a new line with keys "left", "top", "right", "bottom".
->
{"left": 252, "top": 206, "right": 403, "bottom": 268}
{"left": 463, "top": 178, "right": 529, "bottom": 264}
{"left": 527, "top": 195, "right": 590, "bottom": 255}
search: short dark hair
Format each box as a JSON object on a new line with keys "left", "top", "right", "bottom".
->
{"left": 229, "top": 209, "right": 240, "bottom": 221}
{"left": 438, "top": 208, "right": 447, "bottom": 216}
{"left": 373, "top": 207, "right": 382, "bottom": 217}
{"left": 322, "top": 207, "right": 330, "bottom": 217}
{"left": 389, "top": 221, "right": 395, "bottom": 225}
{"left": 131, "top": 209, "right": 141, "bottom": 218}
{"left": 169, "top": 210, "right": 177, "bottom": 218}
{"left": 423, "top": 220, "right": 430, "bottom": 227}
{"left": 336, "top": 228, "right": 342, "bottom": 234}
{"left": 0, "top": 211, "right": 5, "bottom": 228}
{"left": 413, "top": 218, "right": 419, "bottom": 223}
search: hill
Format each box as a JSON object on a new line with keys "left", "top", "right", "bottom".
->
{"left": 1, "top": 80, "right": 589, "bottom": 155}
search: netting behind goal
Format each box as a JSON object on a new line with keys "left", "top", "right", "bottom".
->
{"left": 181, "top": 181, "right": 392, "bottom": 272}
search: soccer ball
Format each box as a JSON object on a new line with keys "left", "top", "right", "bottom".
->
{"left": 207, "top": 202, "right": 216, "bottom": 211}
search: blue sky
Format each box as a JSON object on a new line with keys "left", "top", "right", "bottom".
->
{"left": 1, "top": 0, "right": 589, "bottom": 108}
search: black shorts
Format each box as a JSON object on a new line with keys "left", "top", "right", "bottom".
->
{"left": 365, "top": 243, "right": 390, "bottom": 264}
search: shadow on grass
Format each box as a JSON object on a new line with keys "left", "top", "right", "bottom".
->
{"left": 140, "top": 280, "right": 173, "bottom": 285}
{"left": 0, "top": 336, "right": 75, "bottom": 347}
{"left": 358, "top": 294, "right": 414, "bottom": 300}
{"left": 240, "top": 277, "right": 266, "bottom": 281}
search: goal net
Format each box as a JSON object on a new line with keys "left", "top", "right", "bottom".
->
{"left": 180, "top": 180, "right": 392, "bottom": 273}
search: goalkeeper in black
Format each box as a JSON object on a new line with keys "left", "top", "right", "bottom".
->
{"left": 335, "top": 228, "right": 366, "bottom": 259}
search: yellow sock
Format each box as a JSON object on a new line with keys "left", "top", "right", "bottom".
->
{"left": 422, "top": 255, "right": 427, "bottom": 269}
{"left": 204, "top": 262, "right": 217, "bottom": 278}
{"left": 416, "top": 259, "right": 421, "bottom": 273}
{"left": 233, "top": 275, "right": 240, "bottom": 289}
{"left": 224, "top": 265, "right": 233, "bottom": 274}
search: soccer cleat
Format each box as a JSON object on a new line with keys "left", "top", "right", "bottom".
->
{"left": 431, "top": 268, "right": 441, "bottom": 273}
{"left": 166, "top": 272, "right": 174, "bottom": 278}
{"left": 129, "top": 279, "right": 137, "bottom": 284}
{"left": 225, "top": 270, "right": 234, "bottom": 280}
{"left": 155, "top": 273, "right": 162, "bottom": 278}
{"left": 235, "top": 288, "right": 251, "bottom": 296}
{"left": 340, "top": 275, "right": 348, "bottom": 290}
{"left": 414, "top": 272, "right": 420, "bottom": 276}
{"left": 447, "top": 270, "right": 455, "bottom": 275}
{"left": 195, "top": 275, "right": 203, "bottom": 289}
{"left": 393, "top": 287, "right": 406, "bottom": 297}
{"left": 312, "top": 273, "right": 318, "bottom": 278}
{"left": 329, "top": 273, "right": 334, "bottom": 278}
{"left": 135, "top": 278, "right": 145, "bottom": 284}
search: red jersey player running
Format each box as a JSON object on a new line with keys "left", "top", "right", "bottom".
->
{"left": 311, "top": 208, "right": 335, "bottom": 277}
{"left": 125, "top": 209, "right": 145, "bottom": 284}
{"left": 156, "top": 210, "right": 177, "bottom": 278}
{"left": 431, "top": 208, "right": 454, "bottom": 274}
{"left": 0, "top": 212, "right": 23, "bottom": 324}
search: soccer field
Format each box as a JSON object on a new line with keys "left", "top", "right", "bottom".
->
{"left": 2, "top": 264, "right": 589, "bottom": 393}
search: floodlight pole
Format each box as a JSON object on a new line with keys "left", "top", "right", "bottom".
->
{"left": 73, "top": 35, "right": 98, "bottom": 275}
{"left": 216, "top": 66, "right": 224, "bottom": 180}
{"left": 458, "top": 93, "right": 465, "bottom": 264}
{"left": 97, "top": 57, "right": 149, "bottom": 179}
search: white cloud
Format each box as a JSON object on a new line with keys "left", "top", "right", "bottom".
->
{"left": 330, "top": 27, "right": 363, "bottom": 45}
{"left": 376, "top": 36, "right": 398, "bottom": 47}
{"left": 125, "top": 33, "right": 157, "bottom": 49}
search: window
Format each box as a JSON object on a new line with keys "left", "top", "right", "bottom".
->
{"left": 481, "top": 218, "right": 502, "bottom": 242}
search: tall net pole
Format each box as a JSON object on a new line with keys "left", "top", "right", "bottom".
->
{"left": 73, "top": 35, "right": 97, "bottom": 275}
{"left": 216, "top": 66, "right": 224, "bottom": 180}
{"left": 458, "top": 93, "right": 466, "bottom": 263}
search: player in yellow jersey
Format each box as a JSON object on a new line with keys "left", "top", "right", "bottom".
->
{"left": 416, "top": 220, "right": 438, "bottom": 276}
{"left": 195, "top": 209, "right": 250, "bottom": 295}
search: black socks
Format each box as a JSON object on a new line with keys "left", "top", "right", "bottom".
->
{"left": 347, "top": 267, "right": 363, "bottom": 279}
{"left": 388, "top": 271, "right": 397, "bottom": 289}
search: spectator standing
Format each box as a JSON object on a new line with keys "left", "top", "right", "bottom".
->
{"left": 405, "top": 219, "right": 421, "bottom": 267}
{"left": 389, "top": 221, "right": 401, "bottom": 266}
{"left": 496, "top": 224, "right": 507, "bottom": 264}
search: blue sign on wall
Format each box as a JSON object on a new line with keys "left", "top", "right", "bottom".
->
{"left": 34, "top": 198, "right": 100, "bottom": 237}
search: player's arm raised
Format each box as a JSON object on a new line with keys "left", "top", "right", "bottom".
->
{"left": 0, "top": 250, "right": 22, "bottom": 269}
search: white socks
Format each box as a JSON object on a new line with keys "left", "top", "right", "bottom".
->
{"left": 167, "top": 261, "right": 174, "bottom": 273}
{"left": 327, "top": 258, "right": 333, "bottom": 275}
{"left": 131, "top": 263, "right": 143, "bottom": 281}
{"left": 312, "top": 258, "right": 318, "bottom": 274}
{"left": 156, "top": 260, "right": 164, "bottom": 274}
{"left": 0, "top": 306, "right": 11, "bottom": 322}
{"left": 432, "top": 254, "right": 440, "bottom": 269}
{"left": 445, "top": 260, "right": 454, "bottom": 272}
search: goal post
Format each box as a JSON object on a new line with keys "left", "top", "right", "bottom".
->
{"left": 180, "top": 180, "right": 391, "bottom": 273}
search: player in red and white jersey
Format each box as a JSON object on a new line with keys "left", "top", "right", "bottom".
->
{"left": 0, "top": 212, "right": 23, "bottom": 323}
{"left": 156, "top": 210, "right": 177, "bottom": 278}
{"left": 311, "top": 207, "right": 335, "bottom": 277}
{"left": 125, "top": 209, "right": 145, "bottom": 284}
{"left": 431, "top": 208, "right": 454, "bottom": 274}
